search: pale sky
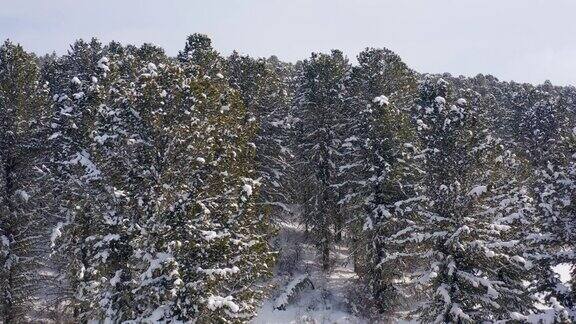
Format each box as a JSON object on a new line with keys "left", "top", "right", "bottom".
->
{"left": 1, "top": 0, "right": 575, "bottom": 86}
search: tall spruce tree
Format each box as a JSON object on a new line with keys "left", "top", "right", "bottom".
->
{"left": 45, "top": 38, "right": 139, "bottom": 321}
{"left": 127, "top": 40, "right": 275, "bottom": 322}
{"left": 0, "top": 40, "right": 50, "bottom": 323}
{"left": 294, "top": 50, "right": 351, "bottom": 270}
{"left": 342, "top": 48, "right": 422, "bottom": 315}
{"left": 78, "top": 41, "right": 138, "bottom": 321}
{"left": 520, "top": 83, "right": 576, "bottom": 318}
{"left": 432, "top": 74, "right": 576, "bottom": 320}
{"left": 384, "top": 77, "right": 541, "bottom": 322}
{"left": 226, "top": 51, "right": 295, "bottom": 214}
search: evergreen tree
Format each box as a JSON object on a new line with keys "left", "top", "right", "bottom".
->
{"left": 79, "top": 41, "right": 139, "bottom": 321}
{"left": 226, "top": 51, "right": 295, "bottom": 214}
{"left": 45, "top": 38, "right": 136, "bottom": 321}
{"left": 128, "top": 42, "right": 275, "bottom": 322}
{"left": 522, "top": 83, "right": 576, "bottom": 318}
{"left": 178, "top": 33, "right": 225, "bottom": 79}
{"left": 294, "top": 50, "right": 351, "bottom": 270}
{"left": 343, "top": 48, "right": 422, "bottom": 315}
{"left": 433, "top": 74, "right": 576, "bottom": 320}
{"left": 385, "top": 77, "right": 540, "bottom": 322}
{"left": 0, "top": 40, "right": 50, "bottom": 322}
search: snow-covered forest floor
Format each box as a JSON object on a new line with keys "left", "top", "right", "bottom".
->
{"left": 252, "top": 210, "right": 366, "bottom": 324}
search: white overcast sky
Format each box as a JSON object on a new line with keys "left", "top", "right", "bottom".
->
{"left": 1, "top": 0, "right": 575, "bottom": 86}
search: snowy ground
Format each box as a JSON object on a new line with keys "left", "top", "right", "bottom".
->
{"left": 252, "top": 216, "right": 366, "bottom": 324}
{"left": 553, "top": 263, "right": 572, "bottom": 284}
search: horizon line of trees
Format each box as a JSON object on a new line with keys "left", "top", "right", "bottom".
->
{"left": 0, "top": 34, "right": 575, "bottom": 323}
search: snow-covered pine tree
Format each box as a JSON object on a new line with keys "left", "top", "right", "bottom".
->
{"left": 178, "top": 33, "right": 225, "bottom": 79}
{"left": 128, "top": 41, "right": 274, "bottom": 322}
{"left": 432, "top": 75, "right": 576, "bottom": 320}
{"left": 566, "top": 128, "right": 576, "bottom": 314}
{"left": 44, "top": 38, "right": 135, "bottom": 321}
{"left": 0, "top": 40, "right": 50, "bottom": 322}
{"left": 77, "top": 41, "right": 140, "bottom": 321}
{"left": 562, "top": 87, "right": 576, "bottom": 315}
{"left": 226, "top": 51, "right": 296, "bottom": 215}
{"left": 516, "top": 82, "right": 576, "bottom": 317}
{"left": 384, "top": 77, "right": 541, "bottom": 322}
{"left": 437, "top": 74, "right": 519, "bottom": 146}
{"left": 293, "top": 50, "right": 351, "bottom": 270}
{"left": 342, "top": 48, "right": 422, "bottom": 314}
{"left": 539, "top": 123, "right": 576, "bottom": 320}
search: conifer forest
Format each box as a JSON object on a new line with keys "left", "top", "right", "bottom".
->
{"left": 0, "top": 35, "right": 575, "bottom": 323}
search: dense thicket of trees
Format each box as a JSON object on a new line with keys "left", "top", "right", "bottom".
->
{"left": 0, "top": 35, "right": 575, "bottom": 322}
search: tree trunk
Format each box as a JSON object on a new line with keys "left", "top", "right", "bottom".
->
{"left": 334, "top": 212, "right": 343, "bottom": 243}
{"left": 322, "top": 238, "right": 330, "bottom": 271}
